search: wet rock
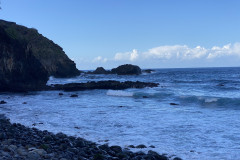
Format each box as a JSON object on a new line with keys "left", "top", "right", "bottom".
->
{"left": 143, "top": 96, "right": 149, "bottom": 98}
{"left": 17, "top": 147, "right": 28, "bottom": 156}
{"left": 111, "top": 64, "right": 142, "bottom": 75}
{"left": 59, "top": 93, "right": 64, "bottom": 96}
{"left": 75, "top": 139, "right": 85, "bottom": 148}
{"left": 70, "top": 94, "right": 78, "bottom": 97}
{"left": 27, "top": 151, "right": 41, "bottom": 160}
{"left": 170, "top": 103, "right": 179, "bottom": 106}
{"left": 148, "top": 150, "right": 168, "bottom": 160}
{"left": 22, "top": 102, "right": 27, "bottom": 104}
{"left": 142, "top": 69, "right": 154, "bottom": 73}
{"left": 136, "top": 144, "right": 147, "bottom": 149}
{"left": 53, "top": 80, "right": 159, "bottom": 91}
{"left": 173, "top": 157, "right": 183, "bottom": 160}
{"left": 149, "top": 145, "right": 156, "bottom": 148}
{"left": 30, "top": 148, "right": 47, "bottom": 156}
{"left": 128, "top": 145, "right": 135, "bottom": 148}
{"left": 110, "top": 145, "right": 122, "bottom": 153}
{"left": 0, "top": 100, "right": 6, "bottom": 104}
{"left": 93, "top": 153, "right": 105, "bottom": 160}
{"left": 98, "top": 144, "right": 110, "bottom": 151}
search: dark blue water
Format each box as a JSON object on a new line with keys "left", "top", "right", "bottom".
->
{"left": 1, "top": 67, "right": 240, "bottom": 160}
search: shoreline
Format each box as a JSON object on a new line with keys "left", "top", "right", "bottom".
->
{"left": 0, "top": 114, "right": 182, "bottom": 160}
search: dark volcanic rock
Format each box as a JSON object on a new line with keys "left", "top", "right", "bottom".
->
{"left": 143, "top": 69, "right": 155, "bottom": 73}
{"left": 90, "top": 67, "right": 111, "bottom": 74}
{"left": 0, "top": 19, "right": 80, "bottom": 78}
{"left": 136, "top": 144, "right": 147, "bottom": 149}
{"left": 111, "top": 64, "right": 142, "bottom": 75}
{"left": 52, "top": 80, "right": 159, "bottom": 91}
{"left": 0, "top": 114, "right": 174, "bottom": 160}
{"left": 70, "top": 94, "right": 78, "bottom": 97}
{"left": 0, "top": 25, "right": 49, "bottom": 92}
{"left": 0, "top": 100, "right": 7, "bottom": 104}
{"left": 170, "top": 103, "right": 179, "bottom": 106}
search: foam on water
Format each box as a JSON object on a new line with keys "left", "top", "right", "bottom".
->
{"left": 106, "top": 90, "right": 134, "bottom": 97}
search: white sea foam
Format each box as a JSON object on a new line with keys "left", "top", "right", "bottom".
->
{"left": 106, "top": 90, "right": 133, "bottom": 97}
{"left": 205, "top": 98, "right": 218, "bottom": 103}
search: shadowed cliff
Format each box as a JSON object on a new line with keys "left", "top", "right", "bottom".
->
{"left": 0, "top": 26, "right": 49, "bottom": 91}
{"left": 0, "top": 20, "right": 80, "bottom": 78}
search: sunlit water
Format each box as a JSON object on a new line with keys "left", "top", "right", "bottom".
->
{"left": 1, "top": 67, "right": 240, "bottom": 160}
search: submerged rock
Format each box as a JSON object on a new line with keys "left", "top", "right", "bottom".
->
{"left": 143, "top": 69, "right": 155, "bottom": 73}
{"left": 111, "top": 64, "right": 142, "bottom": 75}
{"left": 70, "top": 94, "right": 78, "bottom": 97}
{"left": 0, "top": 100, "right": 7, "bottom": 104}
{"left": 170, "top": 103, "right": 179, "bottom": 106}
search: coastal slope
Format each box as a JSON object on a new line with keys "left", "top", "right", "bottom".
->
{"left": 0, "top": 19, "right": 80, "bottom": 78}
{"left": 0, "top": 25, "right": 48, "bottom": 91}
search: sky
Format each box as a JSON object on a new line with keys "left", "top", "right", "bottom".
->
{"left": 1, "top": 0, "right": 240, "bottom": 70}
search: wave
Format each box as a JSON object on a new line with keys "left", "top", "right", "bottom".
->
{"left": 133, "top": 91, "right": 174, "bottom": 99}
{"left": 106, "top": 90, "right": 134, "bottom": 97}
{"left": 179, "top": 95, "right": 240, "bottom": 108}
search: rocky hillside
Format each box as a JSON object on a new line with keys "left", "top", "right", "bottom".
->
{"left": 0, "top": 25, "right": 48, "bottom": 91}
{"left": 0, "top": 20, "right": 80, "bottom": 78}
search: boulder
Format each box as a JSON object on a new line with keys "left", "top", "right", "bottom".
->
{"left": 111, "top": 64, "right": 142, "bottom": 75}
{"left": 0, "top": 20, "right": 80, "bottom": 78}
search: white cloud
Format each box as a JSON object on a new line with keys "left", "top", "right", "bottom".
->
{"left": 207, "top": 43, "right": 240, "bottom": 59}
{"left": 143, "top": 45, "right": 207, "bottom": 60}
{"left": 114, "top": 49, "right": 139, "bottom": 61}
{"left": 92, "top": 56, "right": 107, "bottom": 63}
{"left": 83, "top": 42, "right": 240, "bottom": 69}
{"left": 142, "top": 43, "right": 240, "bottom": 60}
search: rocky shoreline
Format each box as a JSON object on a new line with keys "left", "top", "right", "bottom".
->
{"left": 0, "top": 114, "right": 182, "bottom": 160}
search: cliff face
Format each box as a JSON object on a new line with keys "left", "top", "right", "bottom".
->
{"left": 0, "top": 26, "right": 49, "bottom": 91}
{"left": 0, "top": 20, "right": 80, "bottom": 78}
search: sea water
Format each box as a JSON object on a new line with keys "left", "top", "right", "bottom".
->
{"left": 0, "top": 67, "right": 240, "bottom": 160}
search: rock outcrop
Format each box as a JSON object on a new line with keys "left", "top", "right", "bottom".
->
{"left": 0, "top": 20, "right": 80, "bottom": 78}
{"left": 50, "top": 80, "right": 159, "bottom": 91}
{"left": 111, "top": 64, "right": 142, "bottom": 75}
{"left": 0, "top": 26, "right": 49, "bottom": 92}
{"left": 88, "top": 67, "right": 111, "bottom": 74}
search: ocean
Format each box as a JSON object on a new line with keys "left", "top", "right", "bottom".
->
{"left": 0, "top": 67, "right": 240, "bottom": 160}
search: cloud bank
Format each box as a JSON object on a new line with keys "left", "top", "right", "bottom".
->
{"left": 88, "top": 42, "right": 240, "bottom": 69}
{"left": 109, "top": 43, "right": 240, "bottom": 62}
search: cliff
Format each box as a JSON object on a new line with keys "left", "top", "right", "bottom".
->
{"left": 0, "top": 26, "right": 48, "bottom": 91}
{"left": 0, "top": 20, "right": 80, "bottom": 78}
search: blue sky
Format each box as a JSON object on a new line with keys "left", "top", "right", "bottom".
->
{"left": 1, "top": 0, "right": 240, "bottom": 69}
